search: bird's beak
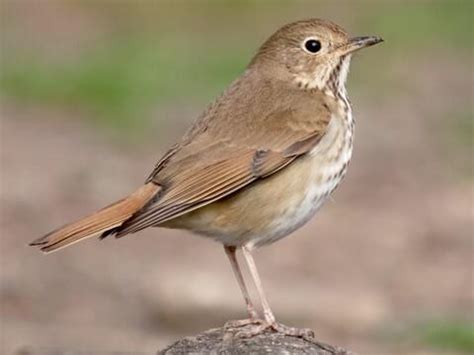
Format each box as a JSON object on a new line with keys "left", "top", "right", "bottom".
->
{"left": 336, "top": 36, "right": 383, "bottom": 56}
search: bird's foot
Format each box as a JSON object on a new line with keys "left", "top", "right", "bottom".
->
{"left": 223, "top": 306, "right": 261, "bottom": 330}
{"left": 224, "top": 319, "right": 314, "bottom": 339}
{"left": 270, "top": 322, "right": 315, "bottom": 339}
{"left": 223, "top": 318, "right": 266, "bottom": 338}
{"left": 224, "top": 317, "right": 264, "bottom": 331}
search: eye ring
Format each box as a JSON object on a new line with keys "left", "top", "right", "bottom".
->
{"left": 303, "top": 38, "right": 322, "bottom": 54}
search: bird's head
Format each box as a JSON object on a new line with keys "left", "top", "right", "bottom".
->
{"left": 251, "top": 19, "right": 383, "bottom": 93}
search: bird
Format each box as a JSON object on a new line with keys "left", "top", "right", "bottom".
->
{"left": 30, "top": 18, "right": 383, "bottom": 338}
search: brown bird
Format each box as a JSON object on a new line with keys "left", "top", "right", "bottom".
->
{"left": 30, "top": 19, "right": 382, "bottom": 338}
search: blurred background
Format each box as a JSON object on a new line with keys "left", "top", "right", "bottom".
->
{"left": 0, "top": 1, "right": 472, "bottom": 354}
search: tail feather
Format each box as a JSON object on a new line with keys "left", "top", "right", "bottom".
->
{"left": 30, "top": 183, "right": 160, "bottom": 253}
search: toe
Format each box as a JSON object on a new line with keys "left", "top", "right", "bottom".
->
{"left": 271, "top": 322, "right": 315, "bottom": 338}
{"left": 224, "top": 318, "right": 264, "bottom": 330}
{"left": 235, "top": 324, "right": 269, "bottom": 338}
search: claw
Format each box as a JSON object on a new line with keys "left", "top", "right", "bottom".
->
{"left": 224, "top": 318, "right": 264, "bottom": 331}
{"left": 235, "top": 323, "right": 269, "bottom": 338}
{"left": 271, "top": 322, "right": 315, "bottom": 338}
{"left": 223, "top": 318, "right": 268, "bottom": 340}
{"left": 224, "top": 319, "right": 315, "bottom": 340}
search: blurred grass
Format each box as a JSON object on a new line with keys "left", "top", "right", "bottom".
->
{"left": 449, "top": 111, "right": 474, "bottom": 149}
{"left": 0, "top": 34, "right": 249, "bottom": 129}
{"left": 416, "top": 320, "right": 474, "bottom": 353}
{"left": 382, "top": 318, "right": 474, "bottom": 354}
{"left": 441, "top": 110, "right": 474, "bottom": 178}
{"left": 0, "top": 0, "right": 472, "bottom": 131}
{"left": 358, "top": 0, "right": 473, "bottom": 51}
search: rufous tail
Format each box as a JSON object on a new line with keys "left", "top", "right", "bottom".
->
{"left": 29, "top": 183, "right": 160, "bottom": 253}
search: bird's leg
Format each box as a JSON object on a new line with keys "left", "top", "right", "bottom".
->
{"left": 241, "top": 246, "right": 275, "bottom": 324}
{"left": 223, "top": 246, "right": 263, "bottom": 330}
{"left": 241, "top": 246, "right": 315, "bottom": 339}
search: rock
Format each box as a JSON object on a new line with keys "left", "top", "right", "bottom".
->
{"left": 159, "top": 327, "right": 354, "bottom": 354}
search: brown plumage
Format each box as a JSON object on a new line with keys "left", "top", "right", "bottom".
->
{"left": 29, "top": 183, "right": 159, "bottom": 252}
{"left": 30, "top": 18, "right": 382, "bottom": 337}
{"left": 117, "top": 87, "right": 334, "bottom": 236}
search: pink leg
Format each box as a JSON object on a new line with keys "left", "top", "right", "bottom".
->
{"left": 224, "top": 246, "right": 260, "bottom": 320}
{"left": 241, "top": 246, "right": 315, "bottom": 339}
{"left": 241, "top": 246, "right": 275, "bottom": 324}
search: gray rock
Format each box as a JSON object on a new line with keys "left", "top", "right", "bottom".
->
{"left": 159, "top": 327, "right": 354, "bottom": 355}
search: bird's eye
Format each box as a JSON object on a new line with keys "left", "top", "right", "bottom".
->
{"left": 303, "top": 39, "right": 321, "bottom": 54}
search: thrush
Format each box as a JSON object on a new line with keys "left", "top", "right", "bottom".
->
{"left": 30, "top": 19, "right": 382, "bottom": 338}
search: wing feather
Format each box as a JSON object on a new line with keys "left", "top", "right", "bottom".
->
{"left": 117, "top": 149, "right": 292, "bottom": 235}
{"left": 116, "top": 85, "right": 335, "bottom": 237}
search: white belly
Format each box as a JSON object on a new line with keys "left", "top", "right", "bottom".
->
{"left": 248, "top": 111, "right": 354, "bottom": 248}
{"left": 170, "top": 108, "right": 354, "bottom": 249}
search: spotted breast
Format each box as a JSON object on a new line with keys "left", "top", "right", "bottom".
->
{"left": 161, "top": 89, "right": 354, "bottom": 249}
